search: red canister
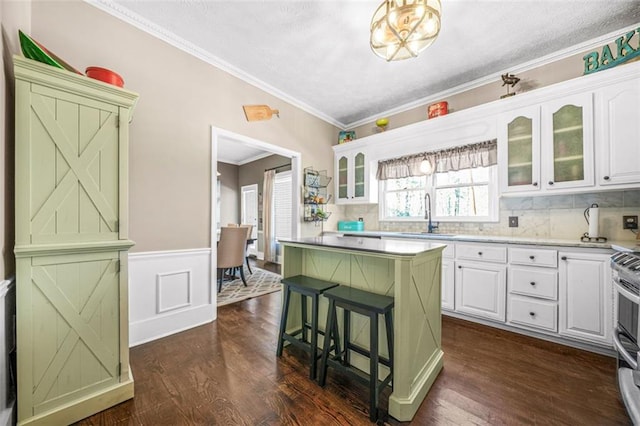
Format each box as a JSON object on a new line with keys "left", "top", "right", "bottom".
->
{"left": 428, "top": 101, "right": 448, "bottom": 119}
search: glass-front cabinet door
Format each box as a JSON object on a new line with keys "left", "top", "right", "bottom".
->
{"left": 353, "top": 152, "right": 365, "bottom": 199}
{"left": 337, "top": 155, "right": 349, "bottom": 201}
{"left": 498, "top": 106, "right": 541, "bottom": 193}
{"left": 334, "top": 146, "right": 377, "bottom": 205}
{"left": 542, "top": 93, "right": 594, "bottom": 190}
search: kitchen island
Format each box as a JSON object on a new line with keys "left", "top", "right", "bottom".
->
{"left": 279, "top": 235, "right": 445, "bottom": 421}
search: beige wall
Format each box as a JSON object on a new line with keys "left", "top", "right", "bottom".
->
{"left": 28, "top": 0, "right": 338, "bottom": 252}
{"left": 1, "top": 0, "right": 30, "bottom": 279}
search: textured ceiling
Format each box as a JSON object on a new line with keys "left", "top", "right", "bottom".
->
{"left": 99, "top": 0, "right": 640, "bottom": 128}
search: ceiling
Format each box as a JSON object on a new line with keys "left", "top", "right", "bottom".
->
{"left": 216, "top": 134, "right": 275, "bottom": 165}
{"left": 96, "top": 0, "right": 640, "bottom": 130}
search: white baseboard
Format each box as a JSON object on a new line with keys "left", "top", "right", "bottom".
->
{"left": 128, "top": 249, "right": 214, "bottom": 347}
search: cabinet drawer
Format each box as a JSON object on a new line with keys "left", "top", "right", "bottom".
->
{"left": 509, "top": 247, "right": 557, "bottom": 268}
{"left": 456, "top": 243, "right": 506, "bottom": 263}
{"left": 509, "top": 266, "right": 558, "bottom": 300}
{"left": 508, "top": 295, "right": 558, "bottom": 332}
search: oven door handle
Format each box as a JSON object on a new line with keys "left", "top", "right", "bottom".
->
{"left": 614, "top": 327, "right": 638, "bottom": 370}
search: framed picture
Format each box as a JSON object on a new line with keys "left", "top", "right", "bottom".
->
{"left": 338, "top": 130, "right": 356, "bottom": 144}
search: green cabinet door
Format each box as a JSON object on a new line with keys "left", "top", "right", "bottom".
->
{"left": 24, "top": 85, "right": 121, "bottom": 244}
{"left": 18, "top": 251, "right": 121, "bottom": 416}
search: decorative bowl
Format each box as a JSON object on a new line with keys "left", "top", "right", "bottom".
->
{"left": 85, "top": 67, "right": 124, "bottom": 87}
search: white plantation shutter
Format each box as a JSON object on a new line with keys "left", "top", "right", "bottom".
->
{"left": 274, "top": 171, "right": 292, "bottom": 240}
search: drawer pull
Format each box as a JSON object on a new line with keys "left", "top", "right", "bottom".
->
{"left": 530, "top": 281, "right": 536, "bottom": 286}
{"left": 478, "top": 251, "right": 483, "bottom": 256}
{"left": 561, "top": 256, "right": 567, "bottom": 261}
{"left": 604, "top": 176, "right": 610, "bottom": 180}
{"left": 529, "top": 255, "right": 535, "bottom": 260}
{"left": 548, "top": 181, "right": 554, "bottom": 185}
{"left": 529, "top": 312, "right": 536, "bottom": 317}
{"left": 458, "top": 265, "right": 462, "bottom": 269}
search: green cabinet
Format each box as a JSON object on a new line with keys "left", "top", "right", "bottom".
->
{"left": 14, "top": 56, "right": 138, "bottom": 425}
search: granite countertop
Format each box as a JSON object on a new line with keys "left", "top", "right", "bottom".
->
{"left": 324, "top": 230, "right": 639, "bottom": 251}
{"left": 279, "top": 236, "right": 446, "bottom": 256}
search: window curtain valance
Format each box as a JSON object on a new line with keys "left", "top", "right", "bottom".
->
{"left": 376, "top": 139, "right": 497, "bottom": 180}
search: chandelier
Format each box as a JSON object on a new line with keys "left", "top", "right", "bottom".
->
{"left": 370, "top": 0, "right": 442, "bottom": 61}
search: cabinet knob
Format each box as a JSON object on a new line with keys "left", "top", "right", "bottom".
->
{"left": 561, "top": 256, "right": 567, "bottom": 261}
{"left": 530, "top": 281, "right": 536, "bottom": 286}
{"left": 529, "top": 255, "right": 535, "bottom": 260}
{"left": 548, "top": 181, "right": 554, "bottom": 185}
{"left": 458, "top": 265, "right": 462, "bottom": 269}
{"left": 532, "top": 182, "right": 538, "bottom": 187}
{"left": 529, "top": 312, "right": 536, "bottom": 317}
{"left": 478, "top": 252, "right": 483, "bottom": 256}
{"left": 604, "top": 176, "right": 610, "bottom": 180}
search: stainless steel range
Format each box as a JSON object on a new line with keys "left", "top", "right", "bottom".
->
{"left": 611, "top": 251, "right": 640, "bottom": 423}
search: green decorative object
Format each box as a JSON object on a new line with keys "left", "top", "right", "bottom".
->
{"left": 583, "top": 29, "right": 640, "bottom": 75}
{"left": 19, "top": 30, "right": 82, "bottom": 74}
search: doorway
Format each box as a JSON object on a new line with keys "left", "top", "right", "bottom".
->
{"left": 210, "top": 126, "right": 301, "bottom": 309}
{"left": 240, "top": 184, "right": 258, "bottom": 256}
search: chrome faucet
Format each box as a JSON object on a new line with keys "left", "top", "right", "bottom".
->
{"left": 424, "top": 193, "right": 438, "bottom": 233}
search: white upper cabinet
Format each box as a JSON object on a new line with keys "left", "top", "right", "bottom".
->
{"left": 541, "top": 93, "right": 595, "bottom": 191}
{"left": 499, "top": 93, "right": 594, "bottom": 194}
{"left": 596, "top": 79, "right": 640, "bottom": 186}
{"left": 333, "top": 147, "right": 378, "bottom": 204}
{"left": 498, "top": 105, "right": 541, "bottom": 193}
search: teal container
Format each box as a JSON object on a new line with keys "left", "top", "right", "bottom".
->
{"left": 338, "top": 221, "right": 364, "bottom": 231}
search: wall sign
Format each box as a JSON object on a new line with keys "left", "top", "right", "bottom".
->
{"left": 583, "top": 29, "right": 640, "bottom": 75}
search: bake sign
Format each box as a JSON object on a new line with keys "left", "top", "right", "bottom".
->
{"left": 583, "top": 29, "right": 640, "bottom": 75}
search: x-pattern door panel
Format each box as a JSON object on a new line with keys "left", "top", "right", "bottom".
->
{"left": 29, "top": 86, "right": 120, "bottom": 244}
{"left": 27, "top": 252, "right": 120, "bottom": 415}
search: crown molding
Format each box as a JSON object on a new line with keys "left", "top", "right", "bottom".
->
{"left": 85, "top": 0, "right": 344, "bottom": 128}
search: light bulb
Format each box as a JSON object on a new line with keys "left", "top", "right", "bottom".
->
{"left": 420, "top": 159, "right": 432, "bottom": 174}
{"left": 425, "top": 15, "right": 438, "bottom": 35}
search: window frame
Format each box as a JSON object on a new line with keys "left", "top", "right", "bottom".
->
{"left": 378, "top": 166, "right": 499, "bottom": 223}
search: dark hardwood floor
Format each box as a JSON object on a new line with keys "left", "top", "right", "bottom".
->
{"left": 77, "top": 261, "right": 629, "bottom": 425}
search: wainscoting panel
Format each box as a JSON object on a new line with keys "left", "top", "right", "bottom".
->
{"left": 129, "top": 249, "right": 213, "bottom": 346}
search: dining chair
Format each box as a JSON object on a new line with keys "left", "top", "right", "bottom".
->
{"left": 239, "top": 224, "right": 254, "bottom": 274}
{"left": 217, "top": 226, "right": 248, "bottom": 293}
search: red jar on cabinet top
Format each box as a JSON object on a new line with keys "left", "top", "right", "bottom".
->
{"left": 428, "top": 101, "right": 448, "bottom": 119}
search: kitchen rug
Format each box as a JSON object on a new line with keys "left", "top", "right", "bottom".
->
{"left": 217, "top": 267, "right": 282, "bottom": 306}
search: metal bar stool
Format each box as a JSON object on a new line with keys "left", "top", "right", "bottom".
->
{"left": 276, "top": 275, "right": 339, "bottom": 379}
{"left": 318, "top": 286, "right": 394, "bottom": 422}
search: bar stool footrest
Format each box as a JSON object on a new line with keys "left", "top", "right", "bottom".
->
{"left": 326, "top": 357, "right": 393, "bottom": 390}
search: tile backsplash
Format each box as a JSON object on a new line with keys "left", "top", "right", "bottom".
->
{"left": 332, "top": 190, "right": 640, "bottom": 241}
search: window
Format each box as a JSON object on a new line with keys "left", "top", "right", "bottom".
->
{"left": 380, "top": 165, "right": 498, "bottom": 222}
{"left": 382, "top": 176, "right": 427, "bottom": 219}
{"left": 274, "top": 171, "right": 293, "bottom": 240}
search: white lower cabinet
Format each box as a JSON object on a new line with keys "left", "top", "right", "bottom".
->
{"left": 508, "top": 295, "right": 558, "bottom": 332}
{"left": 558, "top": 251, "right": 613, "bottom": 346}
{"left": 441, "top": 258, "right": 455, "bottom": 311}
{"left": 455, "top": 260, "right": 507, "bottom": 322}
{"left": 441, "top": 242, "right": 613, "bottom": 352}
